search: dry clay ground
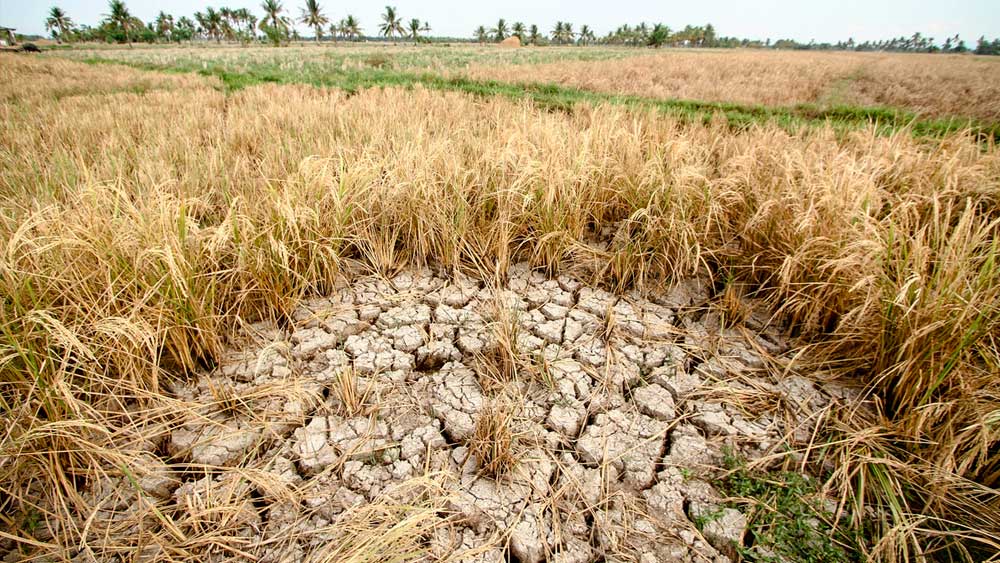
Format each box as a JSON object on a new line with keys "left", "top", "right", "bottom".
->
{"left": 41, "top": 264, "right": 860, "bottom": 563}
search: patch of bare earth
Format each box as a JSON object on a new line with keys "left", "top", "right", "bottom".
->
{"left": 13, "top": 264, "right": 862, "bottom": 563}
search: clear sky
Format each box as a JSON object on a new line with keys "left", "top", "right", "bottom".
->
{"left": 3, "top": 0, "right": 998, "bottom": 43}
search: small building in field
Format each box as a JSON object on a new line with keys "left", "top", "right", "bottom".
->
{"left": 0, "top": 27, "right": 16, "bottom": 46}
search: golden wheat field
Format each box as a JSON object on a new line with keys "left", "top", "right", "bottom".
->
{"left": 463, "top": 49, "right": 1000, "bottom": 121}
{"left": 1, "top": 51, "right": 999, "bottom": 562}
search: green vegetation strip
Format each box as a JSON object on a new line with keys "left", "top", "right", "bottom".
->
{"left": 80, "top": 57, "right": 999, "bottom": 141}
{"left": 717, "top": 452, "right": 866, "bottom": 562}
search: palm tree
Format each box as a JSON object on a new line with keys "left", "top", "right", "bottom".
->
{"left": 299, "top": 0, "right": 327, "bottom": 41}
{"left": 343, "top": 15, "right": 361, "bottom": 40}
{"left": 174, "top": 16, "right": 195, "bottom": 41}
{"left": 636, "top": 22, "right": 649, "bottom": 46}
{"left": 45, "top": 6, "right": 74, "bottom": 42}
{"left": 219, "top": 7, "right": 236, "bottom": 41}
{"left": 474, "top": 25, "right": 488, "bottom": 44}
{"left": 511, "top": 22, "right": 525, "bottom": 42}
{"left": 578, "top": 24, "right": 594, "bottom": 45}
{"left": 408, "top": 18, "right": 421, "bottom": 40}
{"left": 154, "top": 11, "right": 173, "bottom": 41}
{"left": 205, "top": 7, "right": 223, "bottom": 42}
{"left": 193, "top": 11, "right": 206, "bottom": 38}
{"left": 648, "top": 23, "right": 669, "bottom": 48}
{"left": 260, "top": 0, "right": 288, "bottom": 31}
{"left": 421, "top": 21, "right": 431, "bottom": 35}
{"left": 379, "top": 6, "right": 403, "bottom": 40}
{"left": 703, "top": 23, "right": 716, "bottom": 47}
{"left": 491, "top": 18, "right": 508, "bottom": 41}
{"left": 528, "top": 24, "right": 540, "bottom": 45}
{"left": 234, "top": 8, "right": 256, "bottom": 42}
{"left": 259, "top": 0, "right": 289, "bottom": 44}
{"left": 104, "top": 0, "right": 133, "bottom": 46}
{"left": 551, "top": 21, "right": 563, "bottom": 44}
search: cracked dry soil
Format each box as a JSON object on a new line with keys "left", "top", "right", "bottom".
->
{"left": 76, "top": 264, "right": 859, "bottom": 563}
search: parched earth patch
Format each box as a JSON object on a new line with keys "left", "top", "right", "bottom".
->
{"left": 62, "top": 264, "right": 858, "bottom": 563}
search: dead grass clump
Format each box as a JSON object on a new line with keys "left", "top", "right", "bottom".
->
{"left": 715, "top": 280, "right": 752, "bottom": 330}
{"left": 473, "top": 303, "right": 523, "bottom": 389}
{"left": 331, "top": 367, "right": 375, "bottom": 417}
{"left": 363, "top": 53, "right": 392, "bottom": 69}
{"left": 466, "top": 402, "right": 520, "bottom": 479}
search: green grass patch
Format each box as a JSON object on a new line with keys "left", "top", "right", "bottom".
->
{"left": 715, "top": 451, "right": 867, "bottom": 563}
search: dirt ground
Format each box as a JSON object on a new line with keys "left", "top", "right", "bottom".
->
{"left": 6, "top": 263, "right": 868, "bottom": 563}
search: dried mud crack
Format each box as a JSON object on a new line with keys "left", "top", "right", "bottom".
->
{"left": 32, "top": 264, "right": 859, "bottom": 563}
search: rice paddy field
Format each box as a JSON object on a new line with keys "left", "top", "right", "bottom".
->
{"left": 55, "top": 42, "right": 634, "bottom": 70}
{"left": 463, "top": 48, "right": 1000, "bottom": 121}
{"left": 1, "top": 44, "right": 999, "bottom": 563}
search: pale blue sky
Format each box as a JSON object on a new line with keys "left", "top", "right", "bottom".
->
{"left": 3, "top": 0, "right": 998, "bottom": 43}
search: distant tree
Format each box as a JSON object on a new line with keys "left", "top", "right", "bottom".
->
{"left": 648, "top": 23, "right": 668, "bottom": 47}
{"left": 300, "top": 0, "right": 328, "bottom": 41}
{"left": 510, "top": 22, "right": 525, "bottom": 42}
{"left": 474, "top": 25, "right": 488, "bottom": 44}
{"left": 175, "top": 16, "right": 196, "bottom": 42}
{"left": 408, "top": 18, "right": 421, "bottom": 40}
{"left": 104, "top": 0, "right": 134, "bottom": 46}
{"left": 45, "top": 6, "right": 74, "bottom": 42}
{"left": 219, "top": 7, "right": 237, "bottom": 40}
{"left": 260, "top": 0, "right": 288, "bottom": 30}
{"left": 491, "top": 18, "right": 508, "bottom": 41}
{"left": 703, "top": 23, "right": 716, "bottom": 46}
{"left": 234, "top": 8, "right": 257, "bottom": 43}
{"left": 975, "top": 36, "right": 1000, "bottom": 55}
{"left": 635, "top": 22, "right": 649, "bottom": 45}
{"left": 205, "top": 7, "right": 223, "bottom": 42}
{"left": 578, "top": 24, "right": 595, "bottom": 45}
{"left": 379, "top": 6, "right": 403, "bottom": 40}
{"left": 343, "top": 15, "right": 361, "bottom": 40}
{"left": 551, "top": 21, "right": 563, "bottom": 44}
{"left": 154, "top": 11, "right": 173, "bottom": 41}
{"left": 259, "top": 0, "right": 289, "bottom": 44}
{"left": 193, "top": 11, "right": 206, "bottom": 38}
{"left": 262, "top": 23, "right": 285, "bottom": 45}
{"left": 551, "top": 21, "right": 573, "bottom": 44}
{"left": 528, "top": 24, "right": 540, "bottom": 45}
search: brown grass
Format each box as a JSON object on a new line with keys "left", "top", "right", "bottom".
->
{"left": 1, "top": 56, "right": 216, "bottom": 103}
{"left": 1, "top": 56, "right": 998, "bottom": 560}
{"left": 462, "top": 49, "right": 1000, "bottom": 121}
{"left": 466, "top": 401, "right": 520, "bottom": 478}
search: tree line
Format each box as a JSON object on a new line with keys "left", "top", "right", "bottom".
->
{"left": 43, "top": 1, "right": 428, "bottom": 46}
{"left": 41, "top": 1, "right": 1000, "bottom": 56}
{"left": 475, "top": 19, "right": 999, "bottom": 55}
